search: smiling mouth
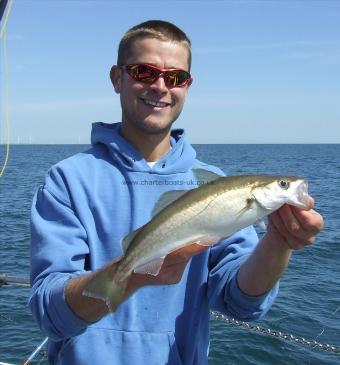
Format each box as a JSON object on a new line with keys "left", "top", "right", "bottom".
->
{"left": 141, "top": 98, "right": 171, "bottom": 108}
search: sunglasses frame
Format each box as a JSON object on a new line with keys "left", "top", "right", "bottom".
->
{"left": 120, "top": 63, "right": 192, "bottom": 88}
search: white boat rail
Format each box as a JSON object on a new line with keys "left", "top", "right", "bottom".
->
{"left": 0, "top": 336, "right": 49, "bottom": 365}
{"left": 0, "top": 273, "right": 30, "bottom": 287}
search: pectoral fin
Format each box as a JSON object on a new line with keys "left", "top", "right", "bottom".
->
{"left": 236, "top": 197, "right": 256, "bottom": 217}
{"left": 257, "top": 218, "right": 267, "bottom": 230}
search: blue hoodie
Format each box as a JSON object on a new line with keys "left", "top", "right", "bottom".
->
{"left": 29, "top": 122, "right": 278, "bottom": 365}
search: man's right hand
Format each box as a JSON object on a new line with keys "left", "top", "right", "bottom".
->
{"left": 66, "top": 242, "right": 209, "bottom": 322}
{"left": 123, "top": 242, "right": 209, "bottom": 300}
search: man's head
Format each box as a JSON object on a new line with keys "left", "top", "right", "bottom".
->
{"left": 117, "top": 20, "right": 192, "bottom": 71}
{"left": 111, "top": 20, "right": 193, "bottom": 137}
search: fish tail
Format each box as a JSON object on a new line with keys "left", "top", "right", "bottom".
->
{"left": 83, "top": 270, "right": 128, "bottom": 313}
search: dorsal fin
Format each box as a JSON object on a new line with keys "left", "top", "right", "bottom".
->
{"left": 192, "top": 168, "right": 223, "bottom": 185}
{"left": 151, "top": 190, "right": 188, "bottom": 217}
{"left": 151, "top": 169, "right": 223, "bottom": 218}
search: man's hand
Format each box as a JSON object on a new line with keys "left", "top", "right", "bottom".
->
{"left": 66, "top": 242, "right": 209, "bottom": 322}
{"left": 237, "top": 197, "right": 324, "bottom": 297}
{"left": 267, "top": 198, "right": 324, "bottom": 251}
{"left": 124, "top": 243, "right": 209, "bottom": 299}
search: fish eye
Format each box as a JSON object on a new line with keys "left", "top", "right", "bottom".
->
{"left": 278, "top": 179, "right": 290, "bottom": 190}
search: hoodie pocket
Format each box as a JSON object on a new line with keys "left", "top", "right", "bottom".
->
{"left": 58, "top": 327, "right": 184, "bottom": 365}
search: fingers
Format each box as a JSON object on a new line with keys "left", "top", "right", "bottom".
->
{"left": 148, "top": 243, "right": 209, "bottom": 283}
{"left": 128, "top": 257, "right": 188, "bottom": 288}
{"left": 268, "top": 209, "right": 307, "bottom": 250}
{"left": 292, "top": 207, "right": 324, "bottom": 232}
{"left": 268, "top": 203, "right": 324, "bottom": 250}
{"left": 128, "top": 242, "right": 210, "bottom": 290}
{"left": 304, "top": 196, "right": 315, "bottom": 210}
{"left": 165, "top": 242, "right": 209, "bottom": 264}
{"left": 155, "top": 259, "right": 188, "bottom": 284}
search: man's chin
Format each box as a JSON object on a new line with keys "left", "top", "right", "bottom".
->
{"left": 136, "top": 120, "right": 174, "bottom": 135}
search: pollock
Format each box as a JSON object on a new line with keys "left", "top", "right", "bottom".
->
{"left": 84, "top": 169, "right": 312, "bottom": 312}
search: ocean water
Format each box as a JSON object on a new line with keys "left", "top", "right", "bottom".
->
{"left": 0, "top": 144, "right": 339, "bottom": 365}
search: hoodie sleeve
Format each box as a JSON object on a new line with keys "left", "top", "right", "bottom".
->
{"left": 29, "top": 168, "right": 91, "bottom": 340}
{"left": 207, "top": 225, "right": 278, "bottom": 320}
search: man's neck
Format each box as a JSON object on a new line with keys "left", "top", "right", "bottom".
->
{"left": 120, "top": 122, "right": 172, "bottom": 162}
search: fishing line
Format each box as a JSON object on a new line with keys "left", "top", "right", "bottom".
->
{"left": 37, "top": 354, "right": 48, "bottom": 365}
{"left": 0, "top": 0, "right": 13, "bottom": 177}
{"left": 0, "top": 313, "right": 15, "bottom": 323}
{"left": 314, "top": 304, "right": 340, "bottom": 342}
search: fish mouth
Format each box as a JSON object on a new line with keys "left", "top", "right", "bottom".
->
{"left": 286, "top": 180, "right": 312, "bottom": 209}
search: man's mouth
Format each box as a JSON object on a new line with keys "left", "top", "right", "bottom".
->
{"left": 141, "top": 98, "right": 171, "bottom": 108}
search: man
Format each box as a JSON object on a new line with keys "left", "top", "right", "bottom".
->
{"left": 29, "top": 20, "right": 323, "bottom": 365}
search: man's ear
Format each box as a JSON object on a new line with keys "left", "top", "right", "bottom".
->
{"left": 110, "top": 66, "right": 121, "bottom": 93}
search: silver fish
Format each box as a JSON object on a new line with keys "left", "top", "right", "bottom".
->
{"left": 84, "top": 169, "right": 311, "bottom": 312}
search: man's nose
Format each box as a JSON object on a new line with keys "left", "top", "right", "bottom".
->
{"left": 150, "top": 74, "right": 168, "bottom": 93}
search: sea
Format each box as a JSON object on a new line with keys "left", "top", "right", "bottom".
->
{"left": 0, "top": 144, "right": 339, "bottom": 365}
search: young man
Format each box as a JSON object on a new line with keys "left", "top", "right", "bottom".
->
{"left": 29, "top": 20, "right": 323, "bottom": 365}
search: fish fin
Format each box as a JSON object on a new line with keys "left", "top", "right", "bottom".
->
{"left": 134, "top": 238, "right": 219, "bottom": 278}
{"left": 83, "top": 270, "right": 128, "bottom": 313}
{"left": 134, "top": 241, "right": 215, "bottom": 277}
{"left": 151, "top": 168, "right": 223, "bottom": 217}
{"left": 165, "top": 238, "right": 220, "bottom": 260}
{"left": 121, "top": 226, "right": 144, "bottom": 253}
{"left": 236, "top": 197, "right": 256, "bottom": 217}
{"left": 152, "top": 190, "right": 188, "bottom": 217}
{"left": 166, "top": 241, "right": 213, "bottom": 259}
{"left": 257, "top": 218, "right": 267, "bottom": 231}
{"left": 192, "top": 168, "right": 223, "bottom": 185}
{"left": 134, "top": 256, "right": 166, "bottom": 276}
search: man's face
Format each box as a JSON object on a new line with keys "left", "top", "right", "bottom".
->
{"left": 113, "top": 38, "right": 191, "bottom": 135}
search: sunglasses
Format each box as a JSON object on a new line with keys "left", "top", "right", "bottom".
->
{"left": 120, "top": 63, "right": 192, "bottom": 88}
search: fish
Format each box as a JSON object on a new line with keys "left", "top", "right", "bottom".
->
{"left": 83, "top": 169, "right": 312, "bottom": 312}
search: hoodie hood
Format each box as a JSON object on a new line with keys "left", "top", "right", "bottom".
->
{"left": 91, "top": 122, "right": 196, "bottom": 174}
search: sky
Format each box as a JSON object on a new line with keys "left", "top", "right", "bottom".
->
{"left": 1, "top": 0, "right": 340, "bottom": 144}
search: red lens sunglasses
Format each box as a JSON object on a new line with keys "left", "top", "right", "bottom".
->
{"left": 120, "top": 63, "right": 192, "bottom": 88}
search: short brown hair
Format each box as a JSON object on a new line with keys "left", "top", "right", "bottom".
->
{"left": 117, "top": 20, "right": 192, "bottom": 71}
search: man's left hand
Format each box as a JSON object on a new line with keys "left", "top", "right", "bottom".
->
{"left": 267, "top": 198, "right": 324, "bottom": 250}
